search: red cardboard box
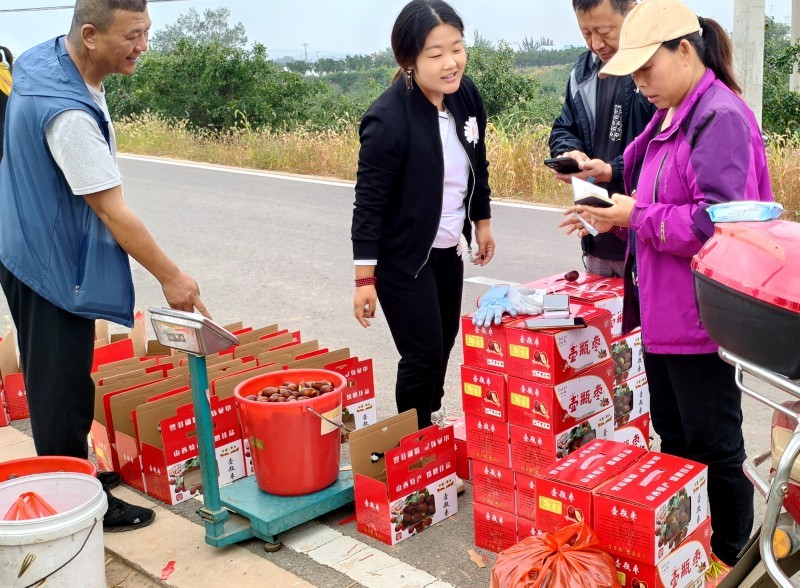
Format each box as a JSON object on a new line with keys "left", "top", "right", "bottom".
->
{"left": 593, "top": 452, "right": 709, "bottom": 565}
{"left": 507, "top": 360, "right": 614, "bottom": 434}
{"left": 461, "top": 364, "right": 507, "bottom": 422}
{"left": 109, "top": 376, "right": 191, "bottom": 491}
{"left": 465, "top": 413, "right": 511, "bottom": 468}
{"left": 351, "top": 414, "right": 459, "bottom": 546}
{"left": 523, "top": 272, "right": 604, "bottom": 291}
{"left": 0, "top": 333, "right": 28, "bottom": 420}
{"left": 611, "top": 328, "right": 645, "bottom": 384}
{"left": 473, "top": 502, "right": 517, "bottom": 553}
{"left": 138, "top": 394, "right": 246, "bottom": 505}
{"left": 613, "top": 372, "right": 650, "bottom": 429}
{"left": 561, "top": 277, "right": 625, "bottom": 338}
{"left": 515, "top": 472, "right": 537, "bottom": 521}
{"left": 612, "top": 517, "right": 712, "bottom": 588}
{"left": 101, "top": 372, "right": 191, "bottom": 488}
{"left": 0, "top": 388, "right": 10, "bottom": 427}
{"left": 447, "top": 416, "right": 472, "bottom": 481}
{"left": 533, "top": 439, "right": 646, "bottom": 534}
{"left": 509, "top": 407, "right": 615, "bottom": 477}
{"left": 615, "top": 414, "right": 651, "bottom": 449}
{"left": 473, "top": 460, "right": 515, "bottom": 512}
{"left": 92, "top": 312, "right": 146, "bottom": 372}
{"left": 516, "top": 516, "right": 543, "bottom": 542}
{"left": 461, "top": 313, "right": 517, "bottom": 372}
{"left": 325, "top": 356, "right": 377, "bottom": 434}
{"left": 504, "top": 305, "right": 613, "bottom": 384}
{"left": 91, "top": 371, "right": 164, "bottom": 474}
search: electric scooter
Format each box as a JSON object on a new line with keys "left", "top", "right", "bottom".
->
{"left": 714, "top": 350, "right": 800, "bottom": 587}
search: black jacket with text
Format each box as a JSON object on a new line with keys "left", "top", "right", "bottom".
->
{"left": 550, "top": 51, "right": 655, "bottom": 260}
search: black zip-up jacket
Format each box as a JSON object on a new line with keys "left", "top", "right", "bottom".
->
{"left": 352, "top": 75, "right": 491, "bottom": 277}
{"left": 549, "top": 51, "right": 655, "bottom": 260}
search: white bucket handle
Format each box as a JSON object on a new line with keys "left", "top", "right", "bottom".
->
{"left": 19, "top": 517, "right": 98, "bottom": 588}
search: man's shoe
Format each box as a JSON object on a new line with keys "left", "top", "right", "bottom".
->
{"left": 97, "top": 471, "right": 121, "bottom": 491}
{"left": 455, "top": 475, "right": 465, "bottom": 495}
{"left": 103, "top": 494, "right": 155, "bottom": 532}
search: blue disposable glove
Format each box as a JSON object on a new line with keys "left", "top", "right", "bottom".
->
{"left": 472, "top": 285, "right": 516, "bottom": 327}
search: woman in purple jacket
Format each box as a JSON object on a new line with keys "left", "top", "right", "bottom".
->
{"left": 561, "top": 0, "right": 773, "bottom": 565}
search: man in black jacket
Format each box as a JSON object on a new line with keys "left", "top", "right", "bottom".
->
{"left": 549, "top": 0, "right": 655, "bottom": 277}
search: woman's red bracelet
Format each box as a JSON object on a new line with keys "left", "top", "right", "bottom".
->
{"left": 355, "top": 276, "right": 377, "bottom": 287}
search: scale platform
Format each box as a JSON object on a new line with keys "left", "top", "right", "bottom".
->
{"left": 209, "top": 471, "right": 355, "bottom": 546}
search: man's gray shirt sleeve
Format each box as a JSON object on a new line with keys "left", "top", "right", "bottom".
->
{"left": 45, "top": 109, "right": 122, "bottom": 196}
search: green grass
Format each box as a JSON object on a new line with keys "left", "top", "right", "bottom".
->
{"left": 115, "top": 113, "right": 797, "bottom": 214}
{"left": 115, "top": 113, "right": 360, "bottom": 181}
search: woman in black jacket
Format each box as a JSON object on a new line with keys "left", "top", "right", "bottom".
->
{"left": 351, "top": 0, "right": 495, "bottom": 431}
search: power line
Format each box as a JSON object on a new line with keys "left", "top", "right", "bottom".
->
{"left": 0, "top": 0, "right": 191, "bottom": 13}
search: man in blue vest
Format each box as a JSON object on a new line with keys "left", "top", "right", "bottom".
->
{"left": 0, "top": 0, "right": 209, "bottom": 531}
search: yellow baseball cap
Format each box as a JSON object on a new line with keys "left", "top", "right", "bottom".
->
{"left": 600, "top": 0, "right": 701, "bottom": 77}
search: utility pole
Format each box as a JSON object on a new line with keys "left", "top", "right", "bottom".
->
{"left": 791, "top": 0, "right": 800, "bottom": 91}
{"left": 733, "top": 0, "right": 766, "bottom": 126}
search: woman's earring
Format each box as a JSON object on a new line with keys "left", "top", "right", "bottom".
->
{"left": 405, "top": 68, "right": 413, "bottom": 91}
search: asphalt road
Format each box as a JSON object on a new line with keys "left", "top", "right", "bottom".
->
{"left": 0, "top": 155, "right": 791, "bottom": 587}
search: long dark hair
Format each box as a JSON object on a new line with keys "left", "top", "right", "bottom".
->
{"left": 390, "top": 0, "right": 464, "bottom": 83}
{"left": 0, "top": 46, "right": 12, "bottom": 72}
{"left": 663, "top": 17, "right": 741, "bottom": 94}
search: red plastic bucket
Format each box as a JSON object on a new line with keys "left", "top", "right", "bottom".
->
{"left": 0, "top": 457, "right": 97, "bottom": 483}
{"left": 234, "top": 369, "right": 345, "bottom": 496}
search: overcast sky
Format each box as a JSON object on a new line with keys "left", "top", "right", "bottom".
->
{"left": 1, "top": 0, "right": 794, "bottom": 61}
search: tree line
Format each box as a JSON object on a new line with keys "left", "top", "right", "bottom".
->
{"left": 104, "top": 8, "right": 800, "bottom": 136}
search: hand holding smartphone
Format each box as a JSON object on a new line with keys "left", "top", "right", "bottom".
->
{"left": 544, "top": 157, "right": 582, "bottom": 175}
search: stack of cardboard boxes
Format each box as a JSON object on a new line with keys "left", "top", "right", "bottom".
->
{"left": 531, "top": 439, "right": 713, "bottom": 588}
{"left": 87, "top": 312, "right": 377, "bottom": 506}
{"left": 525, "top": 273, "right": 652, "bottom": 451}
{"left": 460, "top": 273, "right": 653, "bottom": 553}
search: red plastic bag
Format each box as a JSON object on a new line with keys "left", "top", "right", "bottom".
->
{"left": 3, "top": 491, "right": 59, "bottom": 520}
{"left": 491, "top": 521, "right": 621, "bottom": 588}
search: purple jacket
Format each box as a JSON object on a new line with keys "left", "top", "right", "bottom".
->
{"left": 621, "top": 69, "right": 773, "bottom": 354}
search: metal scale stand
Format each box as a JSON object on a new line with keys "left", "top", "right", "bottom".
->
{"left": 149, "top": 307, "right": 355, "bottom": 552}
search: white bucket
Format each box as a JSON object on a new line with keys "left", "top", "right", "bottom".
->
{"left": 0, "top": 473, "right": 108, "bottom": 588}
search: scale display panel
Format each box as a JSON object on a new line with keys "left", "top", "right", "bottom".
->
{"left": 149, "top": 306, "right": 239, "bottom": 356}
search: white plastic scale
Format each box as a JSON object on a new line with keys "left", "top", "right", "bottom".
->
{"left": 149, "top": 307, "right": 354, "bottom": 552}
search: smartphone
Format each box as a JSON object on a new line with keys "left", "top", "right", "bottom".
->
{"left": 574, "top": 195, "right": 614, "bottom": 208}
{"left": 523, "top": 317, "right": 587, "bottom": 330}
{"left": 544, "top": 157, "right": 582, "bottom": 174}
